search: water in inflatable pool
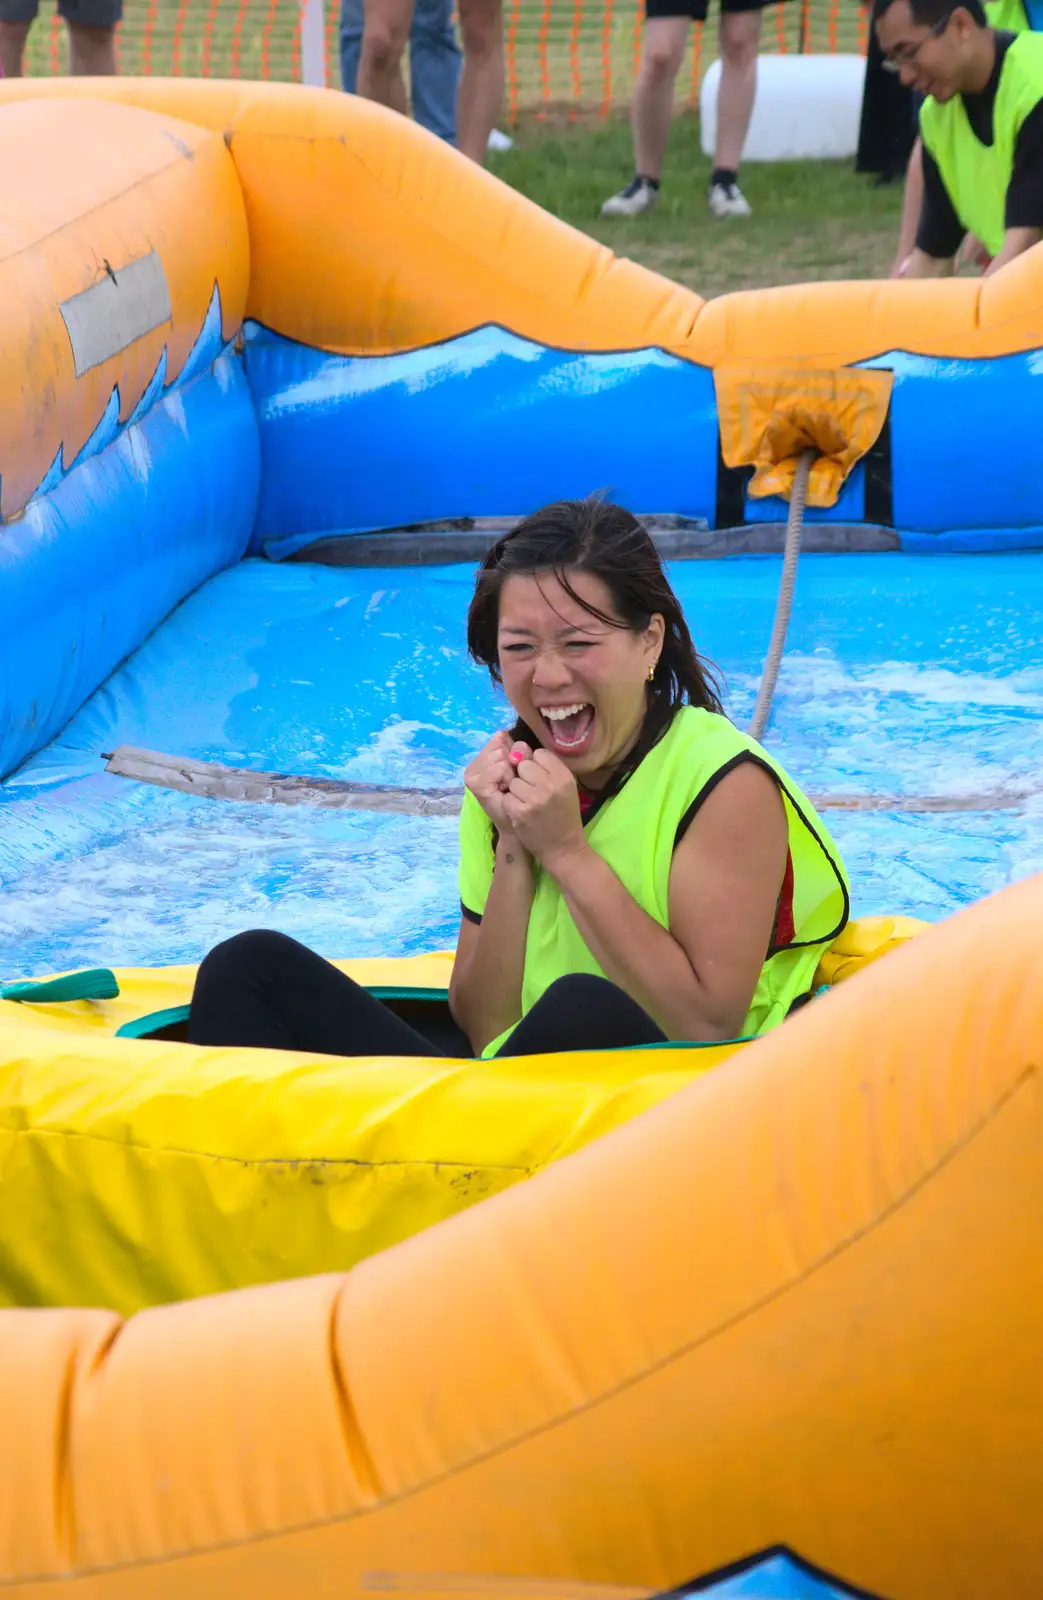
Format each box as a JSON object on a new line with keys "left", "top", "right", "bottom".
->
{"left": 1, "top": 550, "right": 1040, "bottom": 979}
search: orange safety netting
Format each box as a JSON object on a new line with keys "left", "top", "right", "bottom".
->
{"left": 24, "top": 0, "right": 868, "bottom": 117}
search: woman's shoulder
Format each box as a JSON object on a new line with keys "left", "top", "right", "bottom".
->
{"left": 665, "top": 704, "right": 747, "bottom": 754}
{"left": 621, "top": 705, "right": 752, "bottom": 805}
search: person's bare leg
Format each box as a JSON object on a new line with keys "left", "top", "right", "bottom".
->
{"left": 455, "top": 0, "right": 503, "bottom": 163}
{"left": 358, "top": 0, "right": 412, "bottom": 110}
{"left": 632, "top": 16, "right": 689, "bottom": 181}
{"left": 0, "top": 19, "right": 31, "bottom": 75}
{"left": 714, "top": 6, "right": 760, "bottom": 172}
{"left": 67, "top": 20, "right": 116, "bottom": 70}
{"left": 387, "top": 62, "right": 409, "bottom": 113}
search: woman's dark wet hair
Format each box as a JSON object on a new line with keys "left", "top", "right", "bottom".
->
{"left": 467, "top": 497, "right": 723, "bottom": 754}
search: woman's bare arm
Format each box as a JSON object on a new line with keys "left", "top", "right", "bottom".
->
{"left": 542, "top": 763, "right": 788, "bottom": 1041}
{"left": 448, "top": 835, "right": 534, "bottom": 1054}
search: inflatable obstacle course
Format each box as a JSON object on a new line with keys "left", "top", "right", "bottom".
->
{"left": 1, "top": 76, "right": 1042, "bottom": 1598}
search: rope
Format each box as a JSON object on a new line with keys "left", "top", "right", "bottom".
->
{"left": 101, "top": 748, "right": 1041, "bottom": 816}
{"left": 748, "top": 447, "right": 815, "bottom": 744}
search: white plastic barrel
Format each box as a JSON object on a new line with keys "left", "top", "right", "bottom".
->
{"left": 700, "top": 53, "right": 868, "bottom": 161}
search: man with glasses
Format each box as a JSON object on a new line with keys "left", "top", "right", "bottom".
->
{"left": 887, "top": 0, "right": 1040, "bottom": 274}
{"left": 876, "top": 0, "right": 1043, "bottom": 277}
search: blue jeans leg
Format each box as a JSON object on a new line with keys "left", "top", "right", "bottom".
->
{"left": 339, "top": 0, "right": 460, "bottom": 145}
{"left": 339, "top": 0, "right": 364, "bottom": 93}
{"left": 408, "top": 0, "right": 461, "bottom": 144}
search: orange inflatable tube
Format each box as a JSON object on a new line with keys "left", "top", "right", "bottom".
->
{"left": 1, "top": 873, "right": 1041, "bottom": 1599}
{"left": 3, "top": 75, "right": 1041, "bottom": 370}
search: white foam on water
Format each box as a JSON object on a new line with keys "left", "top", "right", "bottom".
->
{"left": 2, "top": 555, "right": 1041, "bottom": 979}
{"left": 736, "top": 651, "right": 1043, "bottom": 799}
{"left": 0, "top": 789, "right": 461, "bottom": 979}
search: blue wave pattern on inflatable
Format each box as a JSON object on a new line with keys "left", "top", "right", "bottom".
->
{"left": 242, "top": 322, "right": 722, "bottom": 557}
{"left": 28, "top": 283, "right": 226, "bottom": 507}
{"left": 0, "top": 352, "right": 260, "bottom": 780}
{"left": 865, "top": 346, "right": 1043, "bottom": 546}
{"left": 243, "top": 323, "right": 1043, "bottom": 559}
{"left": 674, "top": 1547, "right": 876, "bottom": 1597}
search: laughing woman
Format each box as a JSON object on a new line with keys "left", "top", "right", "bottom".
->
{"left": 188, "top": 498, "right": 849, "bottom": 1058}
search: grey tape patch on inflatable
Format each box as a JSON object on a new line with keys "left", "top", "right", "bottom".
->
{"left": 60, "top": 251, "right": 173, "bottom": 378}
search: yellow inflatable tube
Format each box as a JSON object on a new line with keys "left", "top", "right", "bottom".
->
{"left": 1, "top": 880, "right": 1040, "bottom": 1598}
{"left": 0, "top": 922, "right": 919, "bottom": 1317}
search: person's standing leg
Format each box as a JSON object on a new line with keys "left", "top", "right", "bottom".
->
{"left": 358, "top": 0, "right": 412, "bottom": 114}
{"left": 0, "top": 18, "right": 29, "bottom": 72}
{"left": 601, "top": 9, "right": 693, "bottom": 218}
{"left": 61, "top": 0, "right": 119, "bottom": 71}
{"left": 340, "top": 0, "right": 364, "bottom": 90}
{"left": 67, "top": 21, "right": 115, "bottom": 69}
{"left": 707, "top": 0, "right": 762, "bottom": 217}
{"left": 455, "top": 0, "right": 502, "bottom": 163}
{"left": 408, "top": 0, "right": 462, "bottom": 142}
{"left": 0, "top": 0, "right": 38, "bottom": 76}
{"left": 347, "top": 0, "right": 459, "bottom": 144}
{"left": 188, "top": 929, "right": 450, "bottom": 1056}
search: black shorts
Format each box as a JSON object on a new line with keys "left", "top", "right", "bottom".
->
{"left": 0, "top": 0, "right": 121, "bottom": 24}
{"left": 646, "top": 0, "right": 782, "bottom": 20}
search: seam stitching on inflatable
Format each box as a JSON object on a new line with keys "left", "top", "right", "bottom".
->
{"left": 0, "top": 147, "right": 214, "bottom": 265}
{"left": 328, "top": 1285, "right": 383, "bottom": 1501}
{"left": 1, "top": 1127, "right": 532, "bottom": 1175}
{"left": 53, "top": 1348, "right": 78, "bottom": 1565}
{"left": 7, "top": 1064, "right": 1034, "bottom": 1586}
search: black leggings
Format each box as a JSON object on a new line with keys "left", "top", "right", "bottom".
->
{"left": 187, "top": 929, "right": 667, "bottom": 1058}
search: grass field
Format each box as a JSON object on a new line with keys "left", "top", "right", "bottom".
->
{"left": 490, "top": 116, "right": 904, "bottom": 296}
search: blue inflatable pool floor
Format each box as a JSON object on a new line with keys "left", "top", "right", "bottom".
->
{"left": 1, "top": 551, "right": 1040, "bottom": 980}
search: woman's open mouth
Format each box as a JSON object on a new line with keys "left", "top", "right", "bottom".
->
{"left": 539, "top": 702, "right": 596, "bottom": 756}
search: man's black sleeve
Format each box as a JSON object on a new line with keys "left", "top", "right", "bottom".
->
{"left": 1006, "top": 101, "right": 1043, "bottom": 230}
{"left": 915, "top": 144, "right": 966, "bottom": 260}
